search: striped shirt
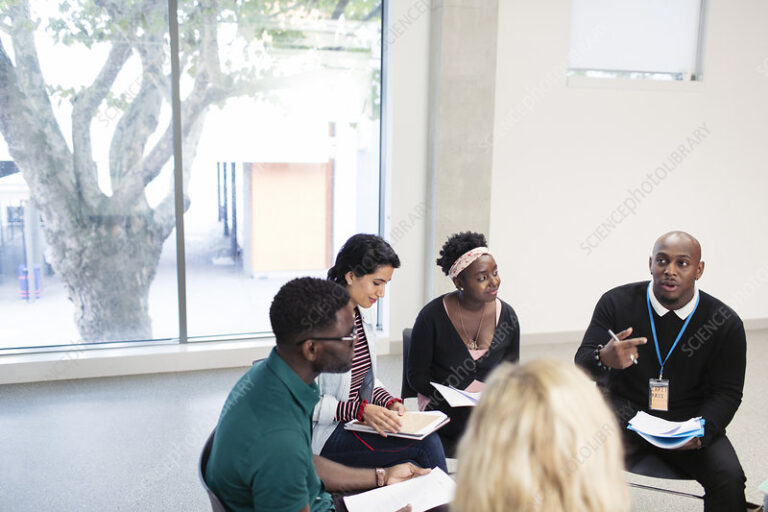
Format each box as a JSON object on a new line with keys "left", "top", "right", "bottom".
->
{"left": 335, "top": 308, "right": 397, "bottom": 421}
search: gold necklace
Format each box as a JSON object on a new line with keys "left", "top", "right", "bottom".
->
{"left": 458, "top": 297, "right": 487, "bottom": 350}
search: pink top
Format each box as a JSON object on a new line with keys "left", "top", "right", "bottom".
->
{"left": 467, "top": 348, "right": 488, "bottom": 360}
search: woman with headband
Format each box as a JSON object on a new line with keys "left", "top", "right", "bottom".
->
{"left": 407, "top": 231, "right": 520, "bottom": 456}
{"left": 313, "top": 234, "right": 447, "bottom": 471}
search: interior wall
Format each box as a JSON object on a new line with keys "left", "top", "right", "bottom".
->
{"left": 384, "top": 0, "right": 433, "bottom": 342}
{"left": 488, "top": 0, "right": 768, "bottom": 334}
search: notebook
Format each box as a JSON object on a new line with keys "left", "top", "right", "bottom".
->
{"left": 343, "top": 410, "right": 450, "bottom": 440}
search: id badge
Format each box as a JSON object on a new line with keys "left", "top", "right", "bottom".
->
{"left": 649, "top": 378, "right": 669, "bottom": 411}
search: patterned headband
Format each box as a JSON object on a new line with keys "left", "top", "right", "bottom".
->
{"left": 448, "top": 247, "right": 490, "bottom": 279}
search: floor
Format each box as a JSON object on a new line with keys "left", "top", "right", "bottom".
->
{"left": 1, "top": 333, "right": 766, "bottom": 511}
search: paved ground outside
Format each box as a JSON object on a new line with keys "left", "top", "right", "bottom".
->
{"left": 0, "top": 262, "right": 324, "bottom": 350}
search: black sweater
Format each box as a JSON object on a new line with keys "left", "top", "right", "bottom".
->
{"left": 407, "top": 295, "right": 520, "bottom": 441}
{"left": 575, "top": 281, "right": 746, "bottom": 447}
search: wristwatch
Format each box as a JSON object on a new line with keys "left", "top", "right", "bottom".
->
{"left": 375, "top": 467, "right": 386, "bottom": 487}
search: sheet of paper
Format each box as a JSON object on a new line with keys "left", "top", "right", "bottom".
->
{"left": 759, "top": 479, "right": 768, "bottom": 494}
{"left": 628, "top": 411, "right": 702, "bottom": 436}
{"left": 430, "top": 381, "right": 480, "bottom": 407}
{"left": 343, "top": 468, "right": 455, "bottom": 512}
{"left": 630, "top": 430, "right": 697, "bottom": 450}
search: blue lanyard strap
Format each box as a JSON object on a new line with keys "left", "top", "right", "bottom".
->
{"left": 646, "top": 287, "right": 699, "bottom": 379}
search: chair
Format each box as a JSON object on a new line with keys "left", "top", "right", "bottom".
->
{"left": 627, "top": 450, "right": 766, "bottom": 511}
{"left": 402, "top": 327, "right": 459, "bottom": 463}
{"left": 401, "top": 328, "right": 417, "bottom": 399}
{"left": 199, "top": 429, "right": 228, "bottom": 512}
{"left": 625, "top": 451, "right": 703, "bottom": 500}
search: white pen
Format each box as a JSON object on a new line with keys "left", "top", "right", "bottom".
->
{"left": 608, "top": 329, "right": 621, "bottom": 343}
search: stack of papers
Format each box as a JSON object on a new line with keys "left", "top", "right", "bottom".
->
{"left": 344, "top": 467, "right": 455, "bottom": 512}
{"left": 627, "top": 411, "right": 705, "bottom": 449}
{"left": 430, "top": 382, "right": 481, "bottom": 407}
{"left": 344, "top": 410, "right": 450, "bottom": 440}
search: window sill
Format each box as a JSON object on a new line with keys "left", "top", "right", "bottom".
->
{"left": 0, "top": 335, "right": 396, "bottom": 385}
{"left": 566, "top": 75, "right": 705, "bottom": 93}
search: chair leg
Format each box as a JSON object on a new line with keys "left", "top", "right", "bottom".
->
{"left": 628, "top": 481, "right": 704, "bottom": 500}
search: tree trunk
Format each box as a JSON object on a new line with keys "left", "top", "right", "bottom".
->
{"left": 48, "top": 211, "right": 166, "bottom": 342}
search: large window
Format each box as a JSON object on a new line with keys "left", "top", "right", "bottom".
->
{"left": 0, "top": 0, "right": 383, "bottom": 351}
{"left": 568, "top": 0, "right": 705, "bottom": 81}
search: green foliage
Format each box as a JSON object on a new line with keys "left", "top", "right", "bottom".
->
{"left": 8, "top": 0, "right": 382, "bottom": 122}
{"left": 46, "top": 84, "right": 79, "bottom": 107}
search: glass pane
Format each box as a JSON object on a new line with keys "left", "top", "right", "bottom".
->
{"left": 182, "top": 1, "right": 384, "bottom": 338}
{"left": 0, "top": 1, "right": 178, "bottom": 349}
{"left": 568, "top": 0, "right": 702, "bottom": 79}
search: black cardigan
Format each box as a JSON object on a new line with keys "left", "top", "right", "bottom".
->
{"left": 407, "top": 295, "right": 520, "bottom": 441}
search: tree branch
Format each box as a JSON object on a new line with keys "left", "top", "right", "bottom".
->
{"left": 0, "top": 39, "right": 79, "bottom": 231}
{"left": 138, "top": 79, "right": 219, "bottom": 189}
{"left": 71, "top": 42, "right": 132, "bottom": 211}
{"left": 108, "top": 43, "right": 164, "bottom": 193}
{"left": 0, "top": 2, "right": 83, "bottom": 231}
{"left": 199, "top": 1, "right": 222, "bottom": 82}
{"left": 139, "top": 2, "right": 223, "bottom": 189}
{"left": 331, "top": 0, "right": 351, "bottom": 20}
{"left": 5, "top": 0, "right": 77, "bottom": 201}
{"left": 153, "top": 111, "right": 208, "bottom": 239}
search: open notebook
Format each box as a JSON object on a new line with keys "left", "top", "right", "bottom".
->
{"left": 344, "top": 411, "right": 450, "bottom": 440}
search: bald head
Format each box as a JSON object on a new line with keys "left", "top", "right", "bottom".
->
{"left": 649, "top": 231, "right": 705, "bottom": 309}
{"left": 652, "top": 231, "right": 702, "bottom": 262}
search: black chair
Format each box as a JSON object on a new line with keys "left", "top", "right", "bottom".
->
{"left": 199, "top": 429, "right": 228, "bottom": 512}
{"left": 401, "top": 328, "right": 417, "bottom": 399}
{"left": 625, "top": 451, "right": 703, "bottom": 500}
{"left": 402, "top": 327, "right": 459, "bottom": 462}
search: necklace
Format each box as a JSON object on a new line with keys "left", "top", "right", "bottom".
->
{"left": 458, "top": 296, "right": 487, "bottom": 350}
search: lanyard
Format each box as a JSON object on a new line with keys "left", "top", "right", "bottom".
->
{"left": 646, "top": 287, "right": 699, "bottom": 379}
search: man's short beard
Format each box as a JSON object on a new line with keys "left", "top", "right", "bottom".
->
{"left": 313, "top": 358, "right": 352, "bottom": 374}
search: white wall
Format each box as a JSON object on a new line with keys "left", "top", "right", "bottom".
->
{"left": 489, "top": 0, "right": 768, "bottom": 334}
{"left": 383, "top": 0, "right": 433, "bottom": 343}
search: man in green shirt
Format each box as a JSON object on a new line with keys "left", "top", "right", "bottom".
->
{"left": 206, "top": 277, "right": 427, "bottom": 511}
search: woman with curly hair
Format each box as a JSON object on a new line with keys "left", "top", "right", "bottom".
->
{"left": 313, "top": 233, "right": 447, "bottom": 471}
{"left": 407, "top": 231, "right": 520, "bottom": 456}
{"left": 453, "top": 360, "right": 628, "bottom": 512}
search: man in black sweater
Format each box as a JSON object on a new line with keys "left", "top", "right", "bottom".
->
{"left": 575, "top": 231, "right": 747, "bottom": 511}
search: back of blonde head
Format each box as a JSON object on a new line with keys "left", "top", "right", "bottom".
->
{"left": 452, "top": 360, "right": 628, "bottom": 512}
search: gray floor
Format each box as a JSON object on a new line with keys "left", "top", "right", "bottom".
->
{"left": 1, "top": 332, "right": 766, "bottom": 511}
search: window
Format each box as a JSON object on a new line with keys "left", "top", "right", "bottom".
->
{"left": 568, "top": 0, "right": 705, "bottom": 81}
{"left": 0, "top": 0, "right": 384, "bottom": 351}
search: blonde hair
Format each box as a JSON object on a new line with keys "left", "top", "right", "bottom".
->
{"left": 452, "top": 360, "right": 628, "bottom": 512}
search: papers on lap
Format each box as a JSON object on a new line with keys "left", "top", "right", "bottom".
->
{"left": 429, "top": 382, "right": 481, "bottom": 407}
{"left": 343, "top": 467, "right": 455, "bottom": 512}
{"left": 344, "top": 411, "right": 450, "bottom": 440}
{"left": 627, "top": 411, "right": 705, "bottom": 449}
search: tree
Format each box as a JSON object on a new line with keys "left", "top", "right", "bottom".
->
{"left": 0, "top": 0, "right": 380, "bottom": 342}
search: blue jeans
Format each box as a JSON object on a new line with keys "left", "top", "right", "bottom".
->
{"left": 320, "top": 423, "right": 447, "bottom": 472}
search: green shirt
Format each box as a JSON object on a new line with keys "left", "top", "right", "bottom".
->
{"left": 206, "top": 349, "right": 334, "bottom": 512}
